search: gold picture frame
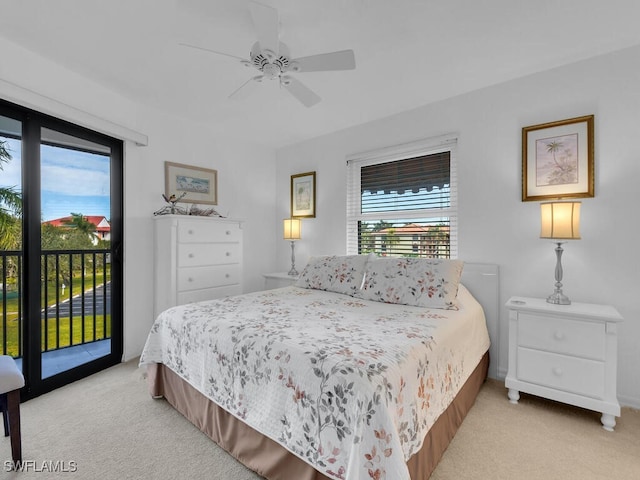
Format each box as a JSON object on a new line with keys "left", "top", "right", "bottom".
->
{"left": 165, "top": 161, "right": 218, "bottom": 205}
{"left": 291, "top": 171, "right": 316, "bottom": 218}
{"left": 522, "top": 115, "right": 594, "bottom": 202}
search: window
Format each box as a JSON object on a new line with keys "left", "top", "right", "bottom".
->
{"left": 346, "top": 134, "right": 457, "bottom": 258}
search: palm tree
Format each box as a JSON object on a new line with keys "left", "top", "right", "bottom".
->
{"left": 545, "top": 140, "right": 564, "bottom": 168}
{"left": 384, "top": 227, "right": 400, "bottom": 254}
{"left": 545, "top": 139, "right": 577, "bottom": 184}
{"left": 63, "top": 213, "right": 97, "bottom": 243}
{"left": 0, "top": 140, "right": 22, "bottom": 250}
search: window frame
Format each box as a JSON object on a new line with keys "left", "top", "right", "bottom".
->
{"left": 346, "top": 133, "right": 458, "bottom": 258}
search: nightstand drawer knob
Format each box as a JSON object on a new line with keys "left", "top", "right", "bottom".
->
{"left": 226, "top": 252, "right": 231, "bottom": 256}
{"left": 554, "top": 331, "right": 565, "bottom": 341}
{"left": 553, "top": 367, "right": 563, "bottom": 376}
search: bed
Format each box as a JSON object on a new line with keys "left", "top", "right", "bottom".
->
{"left": 140, "top": 256, "right": 499, "bottom": 480}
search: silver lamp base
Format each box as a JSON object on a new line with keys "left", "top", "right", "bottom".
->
{"left": 547, "top": 241, "right": 571, "bottom": 305}
{"left": 288, "top": 240, "right": 299, "bottom": 276}
{"left": 547, "top": 290, "right": 571, "bottom": 305}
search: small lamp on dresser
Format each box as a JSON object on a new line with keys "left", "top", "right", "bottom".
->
{"left": 283, "top": 218, "right": 301, "bottom": 276}
{"left": 540, "top": 201, "right": 581, "bottom": 305}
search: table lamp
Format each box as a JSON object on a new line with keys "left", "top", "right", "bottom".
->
{"left": 540, "top": 201, "right": 581, "bottom": 305}
{"left": 283, "top": 218, "right": 301, "bottom": 276}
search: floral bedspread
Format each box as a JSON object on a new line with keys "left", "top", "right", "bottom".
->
{"left": 139, "top": 286, "right": 490, "bottom": 480}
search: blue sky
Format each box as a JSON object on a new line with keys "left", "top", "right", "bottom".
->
{"left": 1, "top": 137, "right": 110, "bottom": 221}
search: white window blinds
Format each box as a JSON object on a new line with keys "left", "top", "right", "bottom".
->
{"left": 346, "top": 134, "right": 458, "bottom": 258}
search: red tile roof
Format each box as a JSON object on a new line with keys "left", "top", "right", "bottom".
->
{"left": 43, "top": 215, "right": 110, "bottom": 232}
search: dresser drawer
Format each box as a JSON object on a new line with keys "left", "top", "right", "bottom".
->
{"left": 518, "top": 313, "right": 605, "bottom": 360}
{"left": 178, "top": 243, "right": 241, "bottom": 267}
{"left": 177, "top": 285, "right": 241, "bottom": 305}
{"left": 517, "top": 347, "right": 605, "bottom": 399}
{"left": 178, "top": 220, "right": 242, "bottom": 243}
{"left": 177, "top": 265, "right": 241, "bottom": 291}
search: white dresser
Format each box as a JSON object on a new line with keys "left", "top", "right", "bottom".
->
{"left": 154, "top": 215, "right": 243, "bottom": 318}
{"left": 505, "top": 296, "right": 623, "bottom": 431}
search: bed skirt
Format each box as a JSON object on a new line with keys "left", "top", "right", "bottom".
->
{"left": 147, "top": 351, "right": 489, "bottom": 480}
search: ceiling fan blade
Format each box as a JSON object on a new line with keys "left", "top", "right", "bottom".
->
{"left": 289, "top": 50, "right": 355, "bottom": 73}
{"left": 249, "top": 1, "right": 279, "bottom": 56}
{"left": 282, "top": 77, "right": 321, "bottom": 107}
{"left": 179, "top": 43, "right": 247, "bottom": 62}
{"left": 228, "top": 76, "right": 263, "bottom": 100}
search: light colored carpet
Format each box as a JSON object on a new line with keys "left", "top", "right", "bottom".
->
{"left": 1, "top": 360, "right": 638, "bottom": 479}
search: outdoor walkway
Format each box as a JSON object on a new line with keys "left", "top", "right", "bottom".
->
{"left": 13, "top": 338, "right": 111, "bottom": 378}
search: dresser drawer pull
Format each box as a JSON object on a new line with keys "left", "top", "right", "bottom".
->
{"left": 226, "top": 252, "right": 231, "bottom": 256}
{"left": 226, "top": 230, "right": 231, "bottom": 235}
{"left": 188, "top": 253, "right": 195, "bottom": 258}
{"left": 188, "top": 229, "right": 194, "bottom": 235}
{"left": 188, "top": 277, "right": 193, "bottom": 282}
{"left": 552, "top": 367, "right": 563, "bottom": 377}
{"left": 225, "top": 273, "right": 230, "bottom": 278}
{"left": 554, "top": 331, "right": 565, "bottom": 341}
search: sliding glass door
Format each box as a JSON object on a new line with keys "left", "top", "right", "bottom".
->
{"left": 0, "top": 113, "right": 23, "bottom": 362}
{"left": 0, "top": 100, "right": 123, "bottom": 398}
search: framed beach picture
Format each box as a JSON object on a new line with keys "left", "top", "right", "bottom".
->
{"left": 291, "top": 171, "right": 316, "bottom": 218}
{"left": 165, "top": 161, "right": 218, "bottom": 205}
{"left": 522, "top": 115, "right": 594, "bottom": 202}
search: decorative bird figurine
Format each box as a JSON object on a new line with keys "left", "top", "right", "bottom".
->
{"left": 155, "top": 192, "right": 188, "bottom": 215}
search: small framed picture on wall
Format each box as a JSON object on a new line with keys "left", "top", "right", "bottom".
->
{"left": 522, "top": 115, "right": 594, "bottom": 201}
{"left": 291, "top": 171, "right": 316, "bottom": 218}
{"left": 165, "top": 161, "right": 218, "bottom": 205}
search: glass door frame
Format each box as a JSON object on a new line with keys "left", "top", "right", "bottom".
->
{"left": 0, "top": 99, "right": 123, "bottom": 400}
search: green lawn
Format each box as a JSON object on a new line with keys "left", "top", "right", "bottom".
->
{"left": 1, "top": 314, "right": 111, "bottom": 358}
{"left": 1, "top": 269, "right": 111, "bottom": 357}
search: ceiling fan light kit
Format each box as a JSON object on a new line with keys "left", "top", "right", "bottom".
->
{"left": 180, "top": 1, "right": 355, "bottom": 107}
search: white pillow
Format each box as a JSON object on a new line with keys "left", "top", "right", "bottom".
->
{"left": 294, "top": 255, "right": 370, "bottom": 296}
{"left": 356, "top": 257, "right": 464, "bottom": 309}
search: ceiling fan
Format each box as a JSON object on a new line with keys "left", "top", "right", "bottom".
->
{"left": 180, "top": 1, "right": 356, "bottom": 107}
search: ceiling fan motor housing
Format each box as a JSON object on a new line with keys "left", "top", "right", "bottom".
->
{"left": 250, "top": 41, "right": 290, "bottom": 78}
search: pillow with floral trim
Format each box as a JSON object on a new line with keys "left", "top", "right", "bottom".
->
{"left": 294, "top": 255, "right": 370, "bottom": 296}
{"left": 355, "top": 257, "right": 464, "bottom": 309}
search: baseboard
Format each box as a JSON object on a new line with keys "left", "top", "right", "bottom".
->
{"left": 618, "top": 394, "right": 640, "bottom": 410}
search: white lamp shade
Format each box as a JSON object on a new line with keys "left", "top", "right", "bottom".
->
{"left": 540, "top": 202, "right": 581, "bottom": 240}
{"left": 283, "top": 218, "right": 301, "bottom": 240}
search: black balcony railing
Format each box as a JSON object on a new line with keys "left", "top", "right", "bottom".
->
{"left": 1, "top": 249, "right": 111, "bottom": 358}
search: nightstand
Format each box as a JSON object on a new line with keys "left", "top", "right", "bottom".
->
{"left": 263, "top": 272, "right": 299, "bottom": 290}
{"left": 505, "top": 296, "right": 623, "bottom": 431}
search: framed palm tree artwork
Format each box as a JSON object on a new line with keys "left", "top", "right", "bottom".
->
{"left": 522, "top": 115, "right": 594, "bottom": 201}
{"left": 291, "top": 171, "right": 316, "bottom": 218}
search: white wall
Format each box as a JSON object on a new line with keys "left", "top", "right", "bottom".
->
{"left": 123, "top": 110, "right": 278, "bottom": 357}
{"left": 0, "top": 37, "right": 279, "bottom": 362}
{"left": 275, "top": 45, "right": 640, "bottom": 408}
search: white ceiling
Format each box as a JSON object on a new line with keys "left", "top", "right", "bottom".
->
{"left": 1, "top": 0, "right": 640, "bottom": 149}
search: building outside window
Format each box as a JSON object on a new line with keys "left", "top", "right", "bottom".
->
{"left": 346, "top": 135, "right": 457, "bottom": 259}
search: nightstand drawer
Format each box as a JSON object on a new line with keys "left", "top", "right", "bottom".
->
{"left": 518, "top": 313, "right": 605, "bottom": 360}
{"left": 517, "top": 347, "right": 605, "bottom": 399}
